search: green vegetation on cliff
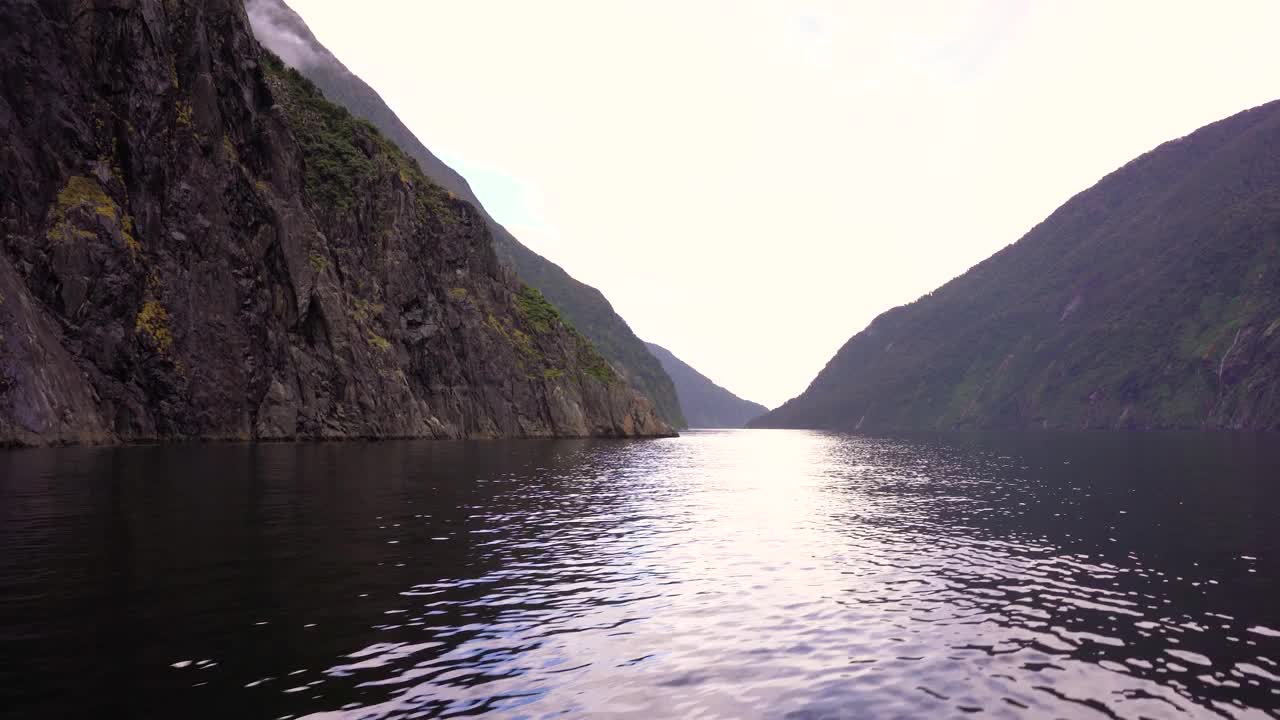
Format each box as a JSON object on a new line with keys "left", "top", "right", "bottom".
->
{"left": 515, "top": 286, "right": 562, "bottom": 334}
{"left": 499, "top": 239, "right": 668, "bottom": 413}
{"left": 514, "top": 284, "right": 618, "bottom": 384}
{"left": 246, "top": 0, "right": 686, "bottom": 429}
{"left": 753, "top": 100, "right": 1280, "bottom": 432}
{"left": 262, "top": 52, "right": 451, "bottom": 218}
{"left": 264, "top": 49, "right": 626, "bottom": 393}
{"left": 262, "top": 56, "right": 375, "bottom": 211}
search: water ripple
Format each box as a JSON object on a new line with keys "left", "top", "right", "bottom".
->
{"left": 1, "top": 431, "right": 1278, "bottom": 718}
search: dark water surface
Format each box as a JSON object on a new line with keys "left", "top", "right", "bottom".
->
{"left": 2, "top": 430, "right": 1279, "bottom": 719}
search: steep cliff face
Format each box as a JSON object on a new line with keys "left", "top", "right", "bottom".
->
{"left": 644, "top": 342, "right": 767, "bottom": 428}
{"left": 754, "top": 100, "right": 1280, "bottom": 432}
{"left": 0, "top": 0, "right": 671, "bottom": 446}
{"left": 244, "top": 0, "right": 688, "bottom": 430}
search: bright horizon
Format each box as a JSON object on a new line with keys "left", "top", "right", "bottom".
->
{"left": 278, "top": 0, "right": 1280, "bottom": 409}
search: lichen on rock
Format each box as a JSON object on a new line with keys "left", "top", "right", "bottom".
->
{"left": 46, "top": 175, "right": 114, "bottom": 242}
{"left": 135, "top": 299, "right": 173, "bottom": 354}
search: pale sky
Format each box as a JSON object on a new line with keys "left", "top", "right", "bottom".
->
{"left": 283, "top": 1, "right": 1280, "bottom": 409}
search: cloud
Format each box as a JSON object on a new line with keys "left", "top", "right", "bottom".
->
{"left": 245, "top": 0, "right": 322, "bottom": 69}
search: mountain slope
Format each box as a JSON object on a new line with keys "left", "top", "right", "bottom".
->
{"left": 245, "top": 0, "right": 687, "bottom": 430}
{"left": 753, "top": 100, "right": 1280, "bottom": 432}
{"left": 644, "top": 343, "right": 767, "bottom": 428}
{"left": 0, "top": 0, "right": 670, "bottom": 446}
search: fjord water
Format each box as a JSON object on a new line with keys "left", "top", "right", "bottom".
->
{"left": 2, "top": 432, "right": 1278, "bottom": 719}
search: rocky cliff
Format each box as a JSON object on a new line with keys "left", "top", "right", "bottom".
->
{"left": 644, "top": 342, "right": 767, "bottom": 428}
{"left": 0, "top": 0, "right": 672, "bottom": 446}
{"left": 753, "top": 100, "right": 1280, "bottom": 432}
{"left": 244, "top": 0, "right": 688, "bottom": 430}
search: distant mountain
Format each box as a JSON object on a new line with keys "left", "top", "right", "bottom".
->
{"left": 644, "top": 343, "right": 767, "bottom": 428}
{"left": 246, "top": 0, "right": 687, "bottom": 429}
{"left": 753, "top": 100, "right": 1280, "bottom": 432}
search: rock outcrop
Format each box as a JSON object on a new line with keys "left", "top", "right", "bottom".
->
{"left": 0, "top": 0, "right": 672, "bottom": 446}
{"left": 245, "top": 0, "right": 688, "bottom": 430}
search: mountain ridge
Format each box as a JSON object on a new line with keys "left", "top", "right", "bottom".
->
{"left": 644, "top": 342, "right": 767, "bottom": 428}
{"left": 752, "top": 99, "right": 1280, "bottom": 432}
